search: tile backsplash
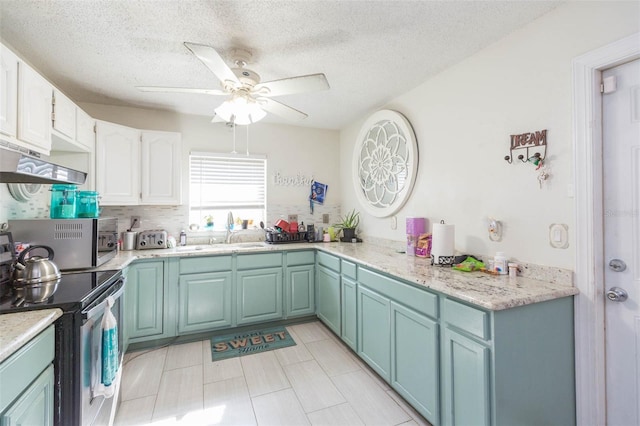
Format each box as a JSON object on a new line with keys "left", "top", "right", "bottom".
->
{"left": 0, "top": 184, "right": 50, "bottom": 222}
{"left": 2, "top": 184, "right": 341, "bottom": 242}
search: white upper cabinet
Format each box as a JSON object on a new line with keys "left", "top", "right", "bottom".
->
{"left": 0, "top": 44, "right": 18, "bottom": 138}
{"left": 17, "top": 60, "right": 52, "bottom": 154}
{"left": 75, "top": 107, "right": 94, "bottom": 151}
{"left": 96, "top": 121, "right": 182, "bottom": 206}
{"left": 96, "top": 120, "right": 141, "bottom": 205}
{"left": 141, "top": 130, "right": 182, "bottom": 205}
{"left": 51, "top": 89, "right": 75, "bottom": 140}
{"left": 50, "top": 88, "right": 94, "bottom": 153}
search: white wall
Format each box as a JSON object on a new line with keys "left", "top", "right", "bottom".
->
{"left": 339, "top": 1, "right": 640, "bottom": 269}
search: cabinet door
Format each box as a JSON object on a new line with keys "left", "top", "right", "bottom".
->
{"left": 141, "top": 130, "right": 182, "bottom": 205}
{"left": 316, "top": 264, "right": 341, "bottom": 335}
{"left": 0, "top": 44, "right": 18, "bottom": 138}
{"left": 357, "top": 285, "right": 391, "bottom": 381}
{"left": 178, "top": 271, "right": 232, "bottom": 334}
{"left": 236, "top": 267, "right": 283, "bottom": 325}
{"left": 441, "top": 328, "right": 491, "bottom": 426}
{"left": 391, "top": 302, "right": 439, "bottom": 424}
{"left": 126, "top": 261, "right": 165, "bottom": 340}
{"left": 51, "top": 89, "right": 75, "bottom": 139}
{"left": 75, "top": 107, "right": 94, "bottom": 151}
{"left": 17, "top": 62, "right": 52, "bottom": 154}
{"left": 341, "top": 276, "right": 357, "bottom": 351}
{"left": 286, "top": 264, "right": 315, "bottom": 318}
{"left": 1, "top": 364, "right": 54, "bottom": 426}
{"left": 96, "top": 120, "right": 141, "bottom": 205}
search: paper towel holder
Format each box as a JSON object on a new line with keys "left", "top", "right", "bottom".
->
{"left": 431, "top": 220, "right": 456, "bottom": 267}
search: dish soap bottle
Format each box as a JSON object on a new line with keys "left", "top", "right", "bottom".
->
{"left": 179, "top": 230, "right": 187, "bottom": 246}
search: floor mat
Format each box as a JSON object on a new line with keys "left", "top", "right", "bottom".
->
{"left": 210, "top": 325, "right": 296, "bottom": 361}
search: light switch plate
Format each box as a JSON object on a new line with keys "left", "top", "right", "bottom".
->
{"left": 549, "top": 223, "right": 569, "bottom": 249}
{"left": 322, "top": 214, "right": 329, "bottom": 224}
{"left": 288, "top": 214, "right": 298, "bottom": 222}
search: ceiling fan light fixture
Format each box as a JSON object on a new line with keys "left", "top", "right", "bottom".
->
{"left": 214, "top": 94, "right": 266, "bottom": 125}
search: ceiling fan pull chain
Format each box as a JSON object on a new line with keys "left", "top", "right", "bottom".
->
{"left": 246, "top": 125, "right": 250, "bottom": 156}
{"left": 232, "top": 120, "right": 237, "bottom": 154}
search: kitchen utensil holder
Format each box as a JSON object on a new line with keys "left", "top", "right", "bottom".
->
{"left": 265, "top": 231, "right": 308, "bottom": 244}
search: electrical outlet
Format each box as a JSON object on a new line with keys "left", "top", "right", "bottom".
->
{"left": 323, "top": 214, "right": 329, "bottom": 224}
{"left": 131, "top": 216, "right": 141, "bottom": 229}
{"left": 288, "top": 214, "right": 298, "bottom": 222}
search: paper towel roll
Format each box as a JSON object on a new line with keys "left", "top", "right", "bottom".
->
{"left": 431, "top": 222, "right": 455, "bottom": 264}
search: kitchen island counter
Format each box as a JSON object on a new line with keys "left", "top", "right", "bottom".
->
{"left": 99, "top": 241, "right": 577, "bottom": 311}
{"left": 0, "top": 308, "right": 62, "bottom": 362}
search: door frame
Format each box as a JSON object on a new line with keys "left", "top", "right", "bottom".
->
{"left": 573, "top": 32, "right": 640, "bottom": 425}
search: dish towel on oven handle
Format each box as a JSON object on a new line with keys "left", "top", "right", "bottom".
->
{"left": 93, "top": 296, "right": 119, "bottom": 398}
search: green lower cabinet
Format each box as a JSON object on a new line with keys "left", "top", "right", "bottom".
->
{"left": 357, "top": 285, "right": 391, "bottom": 381}
{"left": 391, "top": 301, "right": 439, "bottom": 425}
{"left": 316, "top": 264, "right": 341, "bottom": 335}
{"left": 126, "top": 260, "right": 171, "bottom": 342}
{"left": 340, "top": 276, "right": 357, "bottom": 351}
{"left": 178, "top": 271, "right": 232, "bottom": 334}
{"left": 236, "top": 267, "right": 283, "bottom": 325}
{"left": 441, "top": 327, "right": 491, "bottom": 426}
{"left": 1, "top": 364, "right": 54, "bottom": 426}
{"left": 285, "top": 265, "right": 315, "bottom": 318}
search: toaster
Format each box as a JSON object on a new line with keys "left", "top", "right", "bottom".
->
{"left": 136, "top": 230, "right": 168, "bottom": 250}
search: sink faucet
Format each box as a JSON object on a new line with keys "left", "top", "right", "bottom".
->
{"left": 225, "top": 211, "right": 234, "bottom": 243}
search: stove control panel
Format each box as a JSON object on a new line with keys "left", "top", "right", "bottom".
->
{"left": 136, "top": 230, "right": 168, "bottom": 250}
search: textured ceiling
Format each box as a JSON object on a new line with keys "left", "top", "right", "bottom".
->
{"left": 0, "top": 0, "right": 562, "bottom": 130}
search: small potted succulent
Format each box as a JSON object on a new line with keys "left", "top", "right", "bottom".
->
{"left": 334, "top": 209, "right": 360, "bottom": 241}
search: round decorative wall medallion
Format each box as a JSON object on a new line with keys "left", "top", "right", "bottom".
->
{"left": 352, "top": 110, "right": 418, "bottom": 217}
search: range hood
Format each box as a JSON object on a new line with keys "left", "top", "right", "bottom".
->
{"left": 0, "top": 146, "right": 86, "bottom": 185}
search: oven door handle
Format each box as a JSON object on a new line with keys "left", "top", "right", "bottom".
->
{"left": 83, "top": 285, "right": 125, "bottom": 321}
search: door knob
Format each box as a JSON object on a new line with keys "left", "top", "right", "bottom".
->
{"left": 606, "top": 287, "right": 628, "bottom": 302}
{"left": 609, "top": 259, "right": 627, "bottom": 272}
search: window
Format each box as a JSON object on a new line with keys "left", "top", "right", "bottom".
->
{"left": 189, "top": 152, "right": 266, "bottom": 230}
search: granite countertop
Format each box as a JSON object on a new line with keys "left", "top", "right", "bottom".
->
{"left": 99, "top": 241, "right": 578, "bottom": 311}
{"left": 0, "top": 309, "right": 62, "bottom": 363}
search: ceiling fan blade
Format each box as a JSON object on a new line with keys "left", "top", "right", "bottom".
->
{"left": 254, "top": 73, "right": 329, "bottom": 97}
{"left": 136, "top": 86, "right": 227, "bottom": 95}
{"left": 183, "top": 42, "right": 240, "bottom": 86}
{"left": 258, "top": 97, "right": 308, "bottom": 121}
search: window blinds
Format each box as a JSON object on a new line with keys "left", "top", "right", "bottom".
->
{"left": 190, "top": 153, "right": 266, "bottom": 210}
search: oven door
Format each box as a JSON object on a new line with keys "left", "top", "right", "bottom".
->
{"left": 80, "top": 277, "right": 125, "bottom": 426}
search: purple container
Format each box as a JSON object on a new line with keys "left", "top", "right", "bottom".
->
{"left": 406, "top": 217, "right": 426, "bottom": 235}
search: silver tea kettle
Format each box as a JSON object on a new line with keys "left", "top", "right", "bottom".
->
{"left": 12, "top": 245, "right": 62, "bottom": 285}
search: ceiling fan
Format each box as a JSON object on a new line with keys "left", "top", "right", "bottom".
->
{"left": 137, "top": 42, "right": 330, "bottom": 125}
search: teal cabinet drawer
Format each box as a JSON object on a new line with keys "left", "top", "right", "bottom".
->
{"left": 179, "top": 256, "right": 232, "bottom": 274}
{"left": 0, "top": 325, "right": 54, "bottom": 413}
{"left": 317, "top": 251, "right": 340, "bottom": 272}
{"left": 443, "top": 298, "right": 490, "bottom": 341}
{"left": 359, "top": 268, "right": 437, "bottom": 319}
{"left": 341, "top": 260, "right": 357, "bottom": 280}
{"left": 237, "top": 252, "right": 282, "bottom": 270}
{"left": 286, "top": 250, "right": 315, "bottom": 266}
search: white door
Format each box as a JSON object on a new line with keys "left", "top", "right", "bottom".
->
{"left": 603, "top": 58, "right": 640, "bottom": 426}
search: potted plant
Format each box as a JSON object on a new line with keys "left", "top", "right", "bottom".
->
{"left": 334, "top": 209, "right": 360, "bottom": 241}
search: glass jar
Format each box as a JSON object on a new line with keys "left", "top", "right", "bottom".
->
{"left": 50, "top": 184, "right": 78, "bottom": 219}
{"left": 76, "top": 191, "right": 100, "bottom": 218}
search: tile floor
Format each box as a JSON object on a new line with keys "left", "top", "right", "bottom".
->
{"left": 114, "top": 321, "right": 432, "bottom": 426}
